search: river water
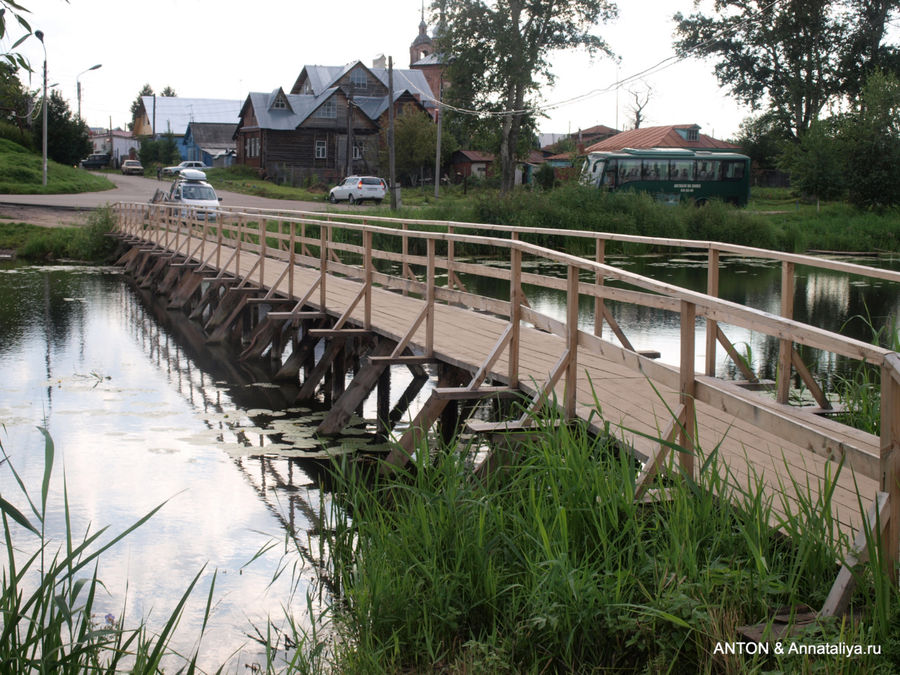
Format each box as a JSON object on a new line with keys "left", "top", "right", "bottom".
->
{"left": 1, "top": 253, "right": 898, "bottom": 670}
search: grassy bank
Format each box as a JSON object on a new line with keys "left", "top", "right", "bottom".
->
{"left": 310, "top": 407, "right": 900, "bottom": 673}
{"left": 0, "top": 138, "right": 115, "bottom": 194}
{"left": 0, "top": 206, "right": 118, "bottom": 262}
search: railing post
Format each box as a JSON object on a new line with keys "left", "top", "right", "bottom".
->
{"left": 426, "top": 238, "right": 435, "bottom": 356}
{"left": 364, "top": 229, "right": 372, "bottom": 329}
{"left": 235, "top": 216, "right": 243, "bottom": 278}
{"left": 880, "top": 357, "right": 900, "bottom": 582}
{"left": 401, "top": 222, "right": 410, "bottom": 295}
{"left": 777, "top": 261, "right": 795, "bottom": 403}
{"left": 565, "top": 265, "right": 579, "bottom": 419}
{"left": 447, "top": 225, "right": 456, "bottom": 290}
{"left": 594, "top": 238, "right": 606, "bottom": 337}
{"left": 320, "top": 224, "right": 328, "bottom": 310}
{"left": 259, "top": 219, "right": 267, "bottom": 288}
{"left": 289, "top": 221, "right": 296, "bottom": 300}
{"left": 705, "top": 248, "right": 720, "bottom": 377}
{"left": 216, "top": 218, "right": 223, "bottom": 271}
{"left": 509, "top": 244, "right": 521, "bottom": 387}
{"left": 680, "top": 300, "right": 697, "bottom": 478}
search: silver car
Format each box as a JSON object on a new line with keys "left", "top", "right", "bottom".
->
{"left": 328, "top": 176, "right": 386, "bottom": 204}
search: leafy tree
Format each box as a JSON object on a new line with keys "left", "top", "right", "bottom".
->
{"left": 0, "top": 61, "right": 33, "bottom": 143}
{"left": 434, "top": 0, "right": 617, "bottom": 193}
{"left": 733, "top": 112, "right": 793, "bottom": 180}
{"left": 839, "top": 0, "right": 900, "bottom": 98}
{"left": 160, "top": 86, "right": 176, "bottom": 97}
{"left": 778, "top": 119, "right": 844, "bottom": 207}
{"left": 139, "top": 133, "right": 179, "bottom": 168}
{"left": 673, "top": 0, "right": 892, "bottom": 138}
{"left": 129, "top": 83, "right": 154, "bottom": 129}
{"left": 841, "top": 69, "right": 900, "bottom": 209}
{"left": 32, "top": 89, "right": 90, "bottom": 165}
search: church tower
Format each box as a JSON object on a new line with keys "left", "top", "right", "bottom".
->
{"left": 409, "top": 1, "right": 434, "bottom": 67}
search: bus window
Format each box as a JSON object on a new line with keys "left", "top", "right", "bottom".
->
{"left": 619, "top": 159, "right": 642, "bottom": 183}
{"left": 669, "top": 159, "right": 694, "bottom": 181}
{"left": 642, "top": 160, "right": 668, "bottom": 181}
{"left": 601, "top": 160, "right": 616, "bottom": 187}
{"left": 696, "top": 160, "right": 721, "bottom": 181}
{"left": 722, "top": 160, "right": 745, "bottom": 180}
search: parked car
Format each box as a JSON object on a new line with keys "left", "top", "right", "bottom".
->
{"left": 151, "top": 169, "right": 220, "bottom": 221}
{"left": 161, "top": 160, "right": 210, "bottom": 176}
{"left": 80, "top": 153, "right": 110, "bottom": 169}
{"left": 328, "top": 176, "right": 387, "bottom": 204}
{"left": 121, "top": 159, "right": 144, "bottom": 175}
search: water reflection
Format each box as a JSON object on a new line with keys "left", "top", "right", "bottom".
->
{"left": 0, "top": 264, "right": 341, "bottom": 671}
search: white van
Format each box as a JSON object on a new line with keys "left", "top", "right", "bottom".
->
{"left": 160, "top": 169, "right": 220, "bottom": 221}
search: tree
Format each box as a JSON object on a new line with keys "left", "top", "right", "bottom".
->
{"left": 778, "top": 119, "right": 844, "bottom": 207}
{"left": 839, "top": 0, "right": 900, "bottom": 98}
{"left": 160, "top": 86, "right": 177, "bottom": 97}
{"left": 0, "top": 61, "right": 34, "bottom": 144}
{"left": 626, "top": 82, "right": 652, "bottom": 129}
{"left": 129, "top": 83, "right": 154, "bottom": 130}
{"left": 32, "top": 89, "right": 90, "bottom": 165}
{"left": 734, "top": 112, "right": 793, "bottom": 180}
{"left": 841, "top": 69, "right": 900, "bottom": 209}
{"left": 674, "top": 0, "right": 851, "bottom": 138}
{"left": 434, "top": 0, "right": 617, "bottom": 193}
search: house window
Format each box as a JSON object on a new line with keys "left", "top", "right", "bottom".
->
{"left": 353, "top": 144, "right": 362, "bottom": 160}
{"left": 350, "top": 70, "right": 368, "bottom": 90}
{"left": 314, "top": 99, "right": 337, "bottom": 119}
{"left": 687, "top": 128, "right": 699, "bottom": 142}
{"left": 272, "top": 96, "right": 287, "bottom": 109}
{"left": 244, "top": 136, "right": 259, "bottom": 158}
{"left": 315, "top": 140, "right": 327, "bottom": 159}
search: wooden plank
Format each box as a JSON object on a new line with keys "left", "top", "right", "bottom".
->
{"left": 307, "top": 328, "right": 372, "bottom": 337}
{"left": 369, "top": 355, "right": 439, "bottom": 365}
{"left": 634, "top": 405, "right": 685, "bottom": 500}
{"left": 819, "top": 492, "right": 890, "bottom": 617}
{"left": 432, "top": 386, "right": 521, "bottom": 400}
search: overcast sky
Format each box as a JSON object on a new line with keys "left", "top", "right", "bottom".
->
{"left": 8, "top": 0, "right": 751, "bottom": 140}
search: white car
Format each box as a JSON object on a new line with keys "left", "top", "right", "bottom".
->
{"left": 328, "top": 176, "right": 387, "bottom": 204}
{"left": 161, "top": 160, "right": 210, "bottom": 176}
{"left": 162, "top": 169, "right": 220, "bottom": 221}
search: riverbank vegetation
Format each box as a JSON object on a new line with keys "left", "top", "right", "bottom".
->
{"left": 0, "top": 206, "right": 117, "bottom": 262}
{"left": 306, "top": 407, "right": 900, "bottom": 673}
{"left": 0, "top": 138, "right": 114, "bottom": 195}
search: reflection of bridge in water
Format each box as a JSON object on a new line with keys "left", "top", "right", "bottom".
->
{"left": 120, "top": 282, "right": 344, "bottom": 591}
{"left": 114, "top": 201, "right": 900, "bottom": 621}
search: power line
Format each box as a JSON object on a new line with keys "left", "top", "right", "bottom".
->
{"left": 400, "top": 0, "right": 788, "bottom": 119}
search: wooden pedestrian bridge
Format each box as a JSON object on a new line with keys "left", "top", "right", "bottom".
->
{"left": 111, "top": 201, "right": 900, "bottom": 618}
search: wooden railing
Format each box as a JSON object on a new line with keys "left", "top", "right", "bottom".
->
{"left": 114, "top": 201, "right": 900, "bottom": 581}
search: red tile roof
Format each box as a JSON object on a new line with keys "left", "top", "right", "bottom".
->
{"left": 585, "top": 124, "right": 739, "bottom": 153}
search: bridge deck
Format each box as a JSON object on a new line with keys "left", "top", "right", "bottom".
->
{"left": 149, "top": 227, "right": 880, "bottom": 539}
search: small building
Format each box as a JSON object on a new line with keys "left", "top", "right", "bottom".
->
{"left": 132, "top": 96, "right": 242, "bottom": 159}
{"left": 182, "top": 122, "right": 237, "bottom": 167}
{"left": 451, "top": 150, "right": 494, "bottom": 181}
{"left": 90, "top": 129, "right": 140, "bottom": 167}
{"left": 585, "top": 124, "right": 740, "bottom": 153}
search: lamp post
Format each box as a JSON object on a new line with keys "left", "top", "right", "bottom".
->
{"left": 35, "top": 30, "right": 47, "bottom": 186}
{"left": 76, "top": 64, "right": 102, "bottom": 121}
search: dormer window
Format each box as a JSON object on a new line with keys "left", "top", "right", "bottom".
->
{"left": 272, "top": 95, "right": 287, "bottom": 109}
{"left": 350, "top": 70, "right": 368, "bottom": 90}
{"left": 314, "top": 99, "right": 337, "bottom": 119}
{"left": 687, "top": 128, "right": 698, "bottom": 142}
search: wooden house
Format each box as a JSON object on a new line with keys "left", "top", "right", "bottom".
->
{"left": 235, "top": 61, "right": 435, "bottom": 184}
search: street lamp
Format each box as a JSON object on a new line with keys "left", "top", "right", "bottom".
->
{"left": 35, "top": 29, "right": 47, "bottom": 186}
{"left": 76, "top": 64, "right": 102, "bottom": 121}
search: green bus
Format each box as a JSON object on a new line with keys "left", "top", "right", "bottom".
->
{"left": 581, "top": 148, "right": 751, "bottom": 206}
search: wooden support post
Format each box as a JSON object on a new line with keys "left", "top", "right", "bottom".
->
{"left": 376, "top": 364, "right": 391, "bottom": 438}
{"left": 705, "top": 248, "right": 720, "bottom": 377}
{"left": 594, "top": 238, "right": 605, "bottom": 337}
{"left": 259, "top": 219, "right": 267, "bottom": 289}
{"left": 401, "top": 223, "right": 410, "bottom": 295}
{"left": 777, "top": 261, "right": 795, "bottom": 404}
{"left": 296, "top": 335, "right": 347, "bottom": 401}
{"left": 289, "top": 221, "right": 296, "bottom": 300}
{"left": 364, "top": 230, "right": 372, "bottom": 330}
{"left": 509, "top": 246, "right": 521, "bottom": 387}
{"left": 320, "top": 225, "right": 328, "bottom": 310}
{"left": 679, "top": 300, "right": 696, "bottom": 478}
{"left": 879, "top": 354, "right": 900, "bottom": 582}
{"left": 565, "top": 265, "right": 579, "bottom": 419}
{"left": 426, "top": 238, "right": 435, "bottom": 356}
{"left": 317, "top": 339, "right": 396, "bottom": 435}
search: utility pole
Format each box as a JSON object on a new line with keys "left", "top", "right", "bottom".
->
{"left": 346, "top": 90, "right": 354, "bottom": 177}
{"left": 36, "top": 30, "right": 47, "bottom": 186}
{"left": 388, "top": 56, "right": 397, "bottom": 209}
{"left": 433, "top": 80, "right": 443, "bottom": 198}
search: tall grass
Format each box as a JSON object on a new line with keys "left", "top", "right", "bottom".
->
{"left": 0, "top": 428, "right": 211, "bottom": 672}
{"left": 10, "top": 206, "right": 119, "bottom": 262}
{"left": 311, "top": 401, "right": 900, "bottom": 673}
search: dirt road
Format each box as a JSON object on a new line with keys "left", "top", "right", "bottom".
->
{"left": 0, "top": 172, "right": 330, "bottom": 228}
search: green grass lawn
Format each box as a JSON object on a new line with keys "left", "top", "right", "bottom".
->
{"left": 0, "top": 138, "right": 115, "bottom": 194}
